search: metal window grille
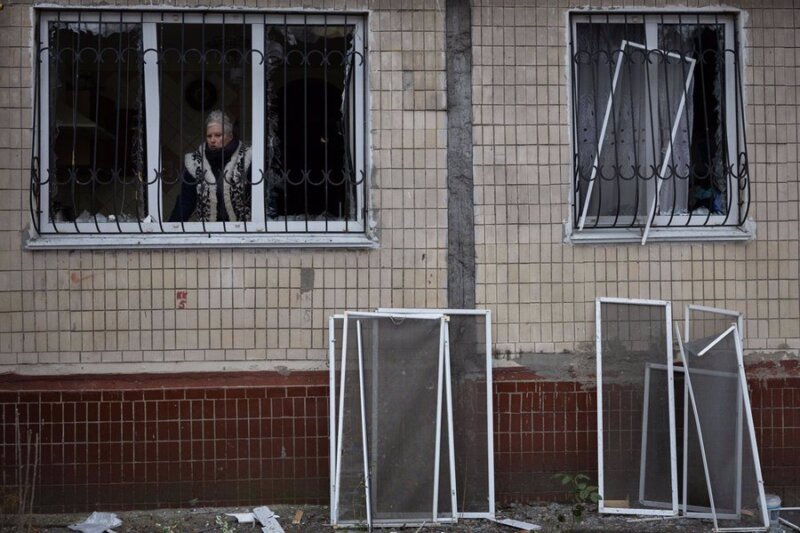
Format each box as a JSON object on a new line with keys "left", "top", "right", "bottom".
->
{"left": 569, "top": 12, "right": 750, "bottom": 240}
{"left": 31, "top": 9, "right": 367, "bottom": 236}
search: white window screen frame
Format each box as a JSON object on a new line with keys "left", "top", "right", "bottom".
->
{"left": 378, "top": 308, "right": 496, "bottom": 520}
{"left": 32, "top": 8, "right": 370, "bottom": 248}
{"left": 681, "top": 305, "right": 745, "bottom": 520}
{"left": 596, "top": 297, "right": 679, "bottom": 516}
{"left": 331, "top": 311, "right": 458, "bottom": 528}
{"left": 676, "top": 325, "right": 769, "bottom": 531}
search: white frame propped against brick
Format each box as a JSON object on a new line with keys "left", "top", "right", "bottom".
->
{"left": 378, "top": 308, "right": 496, "bottom": 520}
{"left": 676, "top": 324, "right": 769, "bottom": 532}
{"left": 595, "top": 297, "right": 678, "bottom": 516}
{"left": 331, "top": 311, "right": 457, "bottom": 528}
{"left": 682, "top": 304, "right": 744, "bottom": 520}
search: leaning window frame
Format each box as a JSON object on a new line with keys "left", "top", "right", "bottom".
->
{"left": 565, "top": 10, "right": 754, "bottom": 245}
{"left": 30, "top": 8, "right": 372, "bottom": 249}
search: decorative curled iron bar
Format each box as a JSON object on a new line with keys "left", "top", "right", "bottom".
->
{"left": 31, "top": 9, "right": 367, "bottom": 236}
{"left": 570, "top": 12, "right": 750, "bottom": 233}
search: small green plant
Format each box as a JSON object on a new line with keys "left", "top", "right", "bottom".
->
{"left": 215, "top": 514, "right": 236, "bottom": 533}
{"left": 553, "top": 472, "right": 601, "bottom": 523}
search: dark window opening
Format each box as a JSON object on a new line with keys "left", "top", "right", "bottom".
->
{"left": 266, "top": 25, "right": 357, "bottom": 222}
{"left": 48, "top": 22, "right": 145, "bottom": 223}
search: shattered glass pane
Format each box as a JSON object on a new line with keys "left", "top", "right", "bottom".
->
{"left": 48, "top": 22, "right": 146, "bottom": 222}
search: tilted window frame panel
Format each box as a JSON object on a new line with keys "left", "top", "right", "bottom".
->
{"left": 568, "top": 11, "right": 750, "bottom": 240}
{"left": 676, "top": 325, "right": 770, "bottom": 532}
{"left": 31, "top": 8, "right": 368, "bottom": 243}
{"left": 682, "top": 304, "right": 745, "bottom": 520}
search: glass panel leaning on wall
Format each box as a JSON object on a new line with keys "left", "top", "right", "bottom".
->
{"left": 31, "top": 9, "right": 367, "bottom": 241}
{"left": 569, "top": 12, "right": 750, "bottom": 242}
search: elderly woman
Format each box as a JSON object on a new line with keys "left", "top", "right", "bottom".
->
{"left": 169, "top": 110, "right": 252, "bottom": 222}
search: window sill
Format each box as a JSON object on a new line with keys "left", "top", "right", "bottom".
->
{"left": 25, "top": 231, "right": 379, "bottom": 250}
{"left": 564, "top": 220, "right": 756, "bottom": 245}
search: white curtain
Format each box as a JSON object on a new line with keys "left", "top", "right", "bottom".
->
{"left": 575, "top": 23, "right": 694, "bottom": 222}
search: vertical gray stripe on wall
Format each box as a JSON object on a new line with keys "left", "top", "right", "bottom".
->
{"left": 446, "top": 0, "right": 476, "bottom": 309}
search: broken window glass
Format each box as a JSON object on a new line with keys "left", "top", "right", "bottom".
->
{"left": 48, "top": 21, "right": 146, "bottom": 223}
{"left": 265, "top": 24, "right": 358, "bottom": 224}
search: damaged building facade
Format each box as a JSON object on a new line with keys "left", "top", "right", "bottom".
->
{"left": 0, "top": 0, "right": 799, "bottom": 512}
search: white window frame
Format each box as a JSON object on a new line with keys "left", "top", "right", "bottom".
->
{"left": 30, "top": 8, "right": 372, "bottom": 249}
{"left": 566, "top": 11, "right": 754, "bottom": 245}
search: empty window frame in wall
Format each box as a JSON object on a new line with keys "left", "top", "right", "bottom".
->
{"left": 681, "top": 305, "right": 744, "bottom": 519}
{"left": 596, "top": 297, "right": 678, "bottom": 515}
{"left": 677, "top": 325, "right": 769, "bottom": 531}
{"left": 378, "top": 308, "right": 495, "bottom": 519}
{"left": 569, "top": 12, "right": 750, "bottom": 239}
{"left": 332, "top": 312, "right": 457, "bottom": 527}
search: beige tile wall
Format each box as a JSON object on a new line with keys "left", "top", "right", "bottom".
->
{"left": 0, "top": 0, "right": 798, "bottom": 373}
{"left": 473, "top": 0, "right": 800, "bottom": 355}
{"left": 0, "top": 0, "right": 448, "bottom": 371}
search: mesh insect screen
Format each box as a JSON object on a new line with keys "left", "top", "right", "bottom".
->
{"left": 682, "top": 330, "right": 767, "bottom": 530}
{"left": 682, "top": 308, "right": 741, "bottom": 517}
{"left": 599, "top": 301, "right": 674, "bottom": 512}
{"left": 781, "top": 509, "right": 800, "bottom": 531}
{"left": 357, "top": 315, "right": 452, "bottom": 523}
{"left": 448, "top": 314, "right": 491, "bottom": 515}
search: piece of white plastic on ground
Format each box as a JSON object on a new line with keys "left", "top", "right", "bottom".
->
{"left": 489, "top": 517, "right": 542, "bottom": 531}
{"left": 68, "top": 511, "right": 122, "bottom": 533}
{"left": 226, "top": 512, "right": 256, "bottom": 523}
{"left": 253, "top": 506, "right": 284, "bottom": 533}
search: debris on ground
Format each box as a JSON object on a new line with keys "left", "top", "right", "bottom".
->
{"left": 489, "top": 517, "right": 541, "bottom": 531}
{"left": 292, "top": 509, "right": 303, "bottom": 524}
{"left": 67, "top": 512, "right": 121, "bottom": 533}
{"left": 21, "top": 503, "right": 718, "bottom": 532}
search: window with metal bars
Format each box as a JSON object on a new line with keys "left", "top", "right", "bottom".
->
{"left": 568, "top": 12, "right": 751, "bottom": 244}
{"left": 30, "top": 9, "right": 367, "bottom": 245}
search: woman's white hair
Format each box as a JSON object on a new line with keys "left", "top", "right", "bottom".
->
{"left": 205, "top": 110, "right": 233, "bottom": 137}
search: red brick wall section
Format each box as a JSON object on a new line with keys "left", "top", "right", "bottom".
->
{"left": 0, "top": 368, "right": 798, "bottom": 513}
{"left": 0, "top": 373, "right": 330, "bottom": 512}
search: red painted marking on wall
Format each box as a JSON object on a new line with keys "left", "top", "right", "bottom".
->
{"left": 69, "top": 271, "right": 93, "bottom": 285}
{"left": 176, "top": 290, "right": 189, "bottom": 309}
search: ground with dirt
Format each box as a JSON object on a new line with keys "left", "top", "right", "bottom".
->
{"left": 5, "top": 503, "right": 720, "bottom": 532}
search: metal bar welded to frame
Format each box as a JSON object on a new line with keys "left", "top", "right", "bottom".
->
{"left": 596, "top": 297, "right": 678, "bottom": 516}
